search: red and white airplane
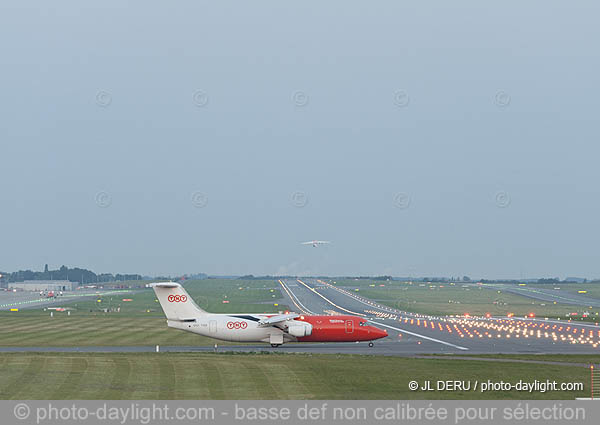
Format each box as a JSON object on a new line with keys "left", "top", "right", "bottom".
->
{"left": 150, "top": 282, "right": 387, "bottom": 347}
{"left": 301, "top": 240, "right": 331, "bottom": 248}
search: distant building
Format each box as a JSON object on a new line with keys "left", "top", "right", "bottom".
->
{"left": 9, "top": 280, "right": 77, "bottom": 291}
{"left": 564, "top": 277, "right": 587, "bottom": 283}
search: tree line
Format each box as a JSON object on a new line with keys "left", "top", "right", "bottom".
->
{"left": 3, "top": 265, "right": 142, "bottom": 284}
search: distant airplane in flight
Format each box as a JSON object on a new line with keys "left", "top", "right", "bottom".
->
{"left": 301, "top": 240, "right": 331, "bottom": 248}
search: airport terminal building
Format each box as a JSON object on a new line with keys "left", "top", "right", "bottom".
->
{"left": 8, "top": 280, "right": 77, "bottom": 291}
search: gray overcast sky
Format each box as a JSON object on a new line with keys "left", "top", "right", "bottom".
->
{"left": 1, "top": 1, "right": 599, "bottom": 279}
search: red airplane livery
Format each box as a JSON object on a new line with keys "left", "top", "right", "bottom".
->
{"left": 150, "top": 282, "right": 387, "bottom": 347}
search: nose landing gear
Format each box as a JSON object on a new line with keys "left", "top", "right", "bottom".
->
{"left": 271, "top": 344, "right": 281, "bottom": 348}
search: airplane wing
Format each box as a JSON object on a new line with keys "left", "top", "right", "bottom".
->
{"left": 257, "top": 313, "right": 300, "bottom": 327}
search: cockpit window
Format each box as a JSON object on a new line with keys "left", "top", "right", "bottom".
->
{"left": 359, "top": 321, "right": 367, "bottom": 326}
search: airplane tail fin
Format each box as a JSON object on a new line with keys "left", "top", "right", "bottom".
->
{"left": 149, "top": 282, "right": 208, "bottom": 320}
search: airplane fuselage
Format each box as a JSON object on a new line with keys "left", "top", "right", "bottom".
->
{"left": 167, "top": 313, "right": 386, "bottom": 344}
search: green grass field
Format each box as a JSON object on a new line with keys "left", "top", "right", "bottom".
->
{"left": 0, "top": 279, "right": 289, "bottom": 347}
{"left": 0, "top": 352, "right": 591, "bottom": 400}
{"left": 330, "top": 280, "right": 599, "bottom": 320}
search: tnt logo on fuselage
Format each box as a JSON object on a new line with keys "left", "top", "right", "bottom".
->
{"left": 168, "top": 295, "right": 187, "bottom": 303}
{"left": 227, "top": 321, "right": 248, "bottom": 329}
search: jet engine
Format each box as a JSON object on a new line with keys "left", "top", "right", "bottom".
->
{"left": 286, "top": 321, "right": 313, "bottom": 337}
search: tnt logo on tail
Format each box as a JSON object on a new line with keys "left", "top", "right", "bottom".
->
{"left": 149, "top": 282, "right": 207, "bottom": 320}
{"left": 168, "top": 294, "right": 187, "bottom": 303}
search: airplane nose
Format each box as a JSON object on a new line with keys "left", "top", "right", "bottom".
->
{"left": 372, "top": 327, "right": 388, "bottom": 339}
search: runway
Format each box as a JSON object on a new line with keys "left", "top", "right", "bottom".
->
{"left": 277, "top": 278, "right": 600, "bottom": 354}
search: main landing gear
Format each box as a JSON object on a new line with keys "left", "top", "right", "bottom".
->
{"left": 271, "top": 344, "right": 281, "bottom": 348}
{"left": 368, "top": 342, "right": 374, "bottom": 348}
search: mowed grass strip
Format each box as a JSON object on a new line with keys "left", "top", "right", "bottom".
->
{"left": 0, "top": 353, "right": 590, "bottom": 400}
{"left": 103, "top": 357, "right": 133, "bottom": 399}
{"left": 200, "top": 358, "right": 227, "bottom": 399}
{"left": 237, "top": 361, "right": 278, "bottom": 399}
{"left": 52, "top": 357, "right": 89, "bottom": 399}
{"left": 1, "top": 317, "right": 101, "bottom": 345}
{"left": 157, "top": 356, "right": 177, "bottom": 399}
{"left": 9, "top": 320, "right": 99, "bottom": 346}
{"left": 0, "top": 356, "right": 46, "bottom": 399}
